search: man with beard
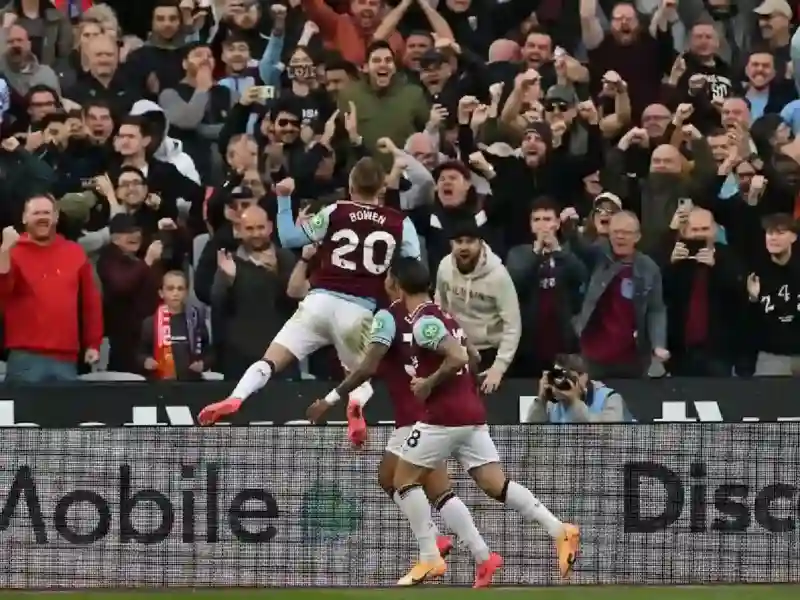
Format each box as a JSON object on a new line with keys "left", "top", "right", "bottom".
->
{"left": 742, "top": 48, "right": 796, "bottom": 120}
{"left": 338, "top": 41, "right": 429, "bottom": 165}
{"left": 0, "top": 24, "right": 59, "bottom": 99}
{"left": 0, "top": 195, "right": 102, "bottom": 382}
{"left": 434, "top": 221, "right": 520, "bottom": 392}
{"left": 301, "top": 0, "right": 404, "bottom": 65}
{"left": 576, "top": 211, "right": 669, "bottom": 378}
{"left": 210, "top": 205, "right": 297, "bottom": 380}
{"left": 606, "top": 125, "right": 718, "bottom": 256}
{"left": 125, "top": 0, "right": 192, "bottom": 98}
{"left": 747, "top": 213, "right": 800, "bottom": 376}
{"left": 581, "top": 0, "right": 674, "bottom": 119}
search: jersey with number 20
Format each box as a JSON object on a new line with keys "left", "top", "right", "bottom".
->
{"left": 302, "top": 201, "right": 412, "bottom": 302}
{"left": 410, "top": 302, "right": 486, "bottom": 427}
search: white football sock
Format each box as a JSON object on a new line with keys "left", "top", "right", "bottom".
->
{"left": 438, "top": 495, "right": 491, "bottom": 563}
{"left": 230, "top": 360, "right": 273, "bottom": 401}
{"left": 349, "top": 380, "right": 373, "bottom": 408}
{"left": 505, "top": 481, "right": 563, "bottom": 538}
{"left": 390, "top": 491, "right": 439, "bottom": 536}
{"left": 394, "top": 487, "right": 440, "bottom": 562}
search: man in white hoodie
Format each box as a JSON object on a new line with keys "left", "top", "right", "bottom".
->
{"left": 434, "top": 220, "right": 521, "bottom": 394}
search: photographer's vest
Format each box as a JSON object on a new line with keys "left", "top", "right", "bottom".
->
{"left": 549, "top": 385, "right": 636, "bottom": 423}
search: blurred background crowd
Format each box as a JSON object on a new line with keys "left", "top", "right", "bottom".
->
{"left": 0, "top": 0, "right": 799, "bottom": 385}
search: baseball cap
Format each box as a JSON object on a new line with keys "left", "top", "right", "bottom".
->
{"left": 593, "top": 192, "right": 623, "bottom": 210}
{"left": 754, "top": 0, "right": 792, "bottom": 18}
{"left": 545, "top": 85, "right": 579, "bottom": 106}
{"left": 419, "top": 49, "right": 447, "bottom": 68}
{"left": 109, "top": 213, "right": 141, "bottom": 235}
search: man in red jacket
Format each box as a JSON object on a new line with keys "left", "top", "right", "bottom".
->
{"left": 0, "top": 195, "right": 103, "bottom": 382}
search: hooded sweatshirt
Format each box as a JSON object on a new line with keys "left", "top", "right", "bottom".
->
{"left": 434, "top": 242, "right": 521, "bottom": 375}
{"left": 0, "top": 233, "right": 103, "bottom": 361}
{"left": 130, "top": 100, "right": 201, "bottom": 185}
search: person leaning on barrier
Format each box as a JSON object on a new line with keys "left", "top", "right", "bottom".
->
{"left": 527, "top": 354, "right": 634, "bottom": 423}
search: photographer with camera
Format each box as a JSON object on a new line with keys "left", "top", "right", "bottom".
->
{"left": 527, "top": 354, "right": 634, "bottom": 423}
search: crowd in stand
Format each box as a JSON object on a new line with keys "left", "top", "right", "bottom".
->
{"left": 0, "top": 0, "right": 798, "bottom": 384}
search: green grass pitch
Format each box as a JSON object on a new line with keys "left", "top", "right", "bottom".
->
{"left": 0, "top": 586, "right": 797, "bottom": 599}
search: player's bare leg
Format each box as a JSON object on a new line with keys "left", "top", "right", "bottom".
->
{"left": 392, "top": 458, "right": 446, "bottom": 585}
{"left": 198, "top": 344, "right": 295, "bottom": 425}
{"left": 470, "top": 462, "right": 580, "bottom": 579}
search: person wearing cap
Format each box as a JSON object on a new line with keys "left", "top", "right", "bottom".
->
{"left": 754, "top": 0, "right": 794, "bottom": 69}
{"left": 746, "top": 213, "right": 800, "bottom": 376}
{"left": 434, "top": 218, "right": 520, "bottom": 394}
{"left": 96, "top": 212, "right": 164, "bottom": 372}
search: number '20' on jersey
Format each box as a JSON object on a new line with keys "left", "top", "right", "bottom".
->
{"left": 306, "top": 202, "right": 407, "bottom": 302}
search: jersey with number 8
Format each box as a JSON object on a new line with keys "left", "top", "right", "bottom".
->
{"left": 306, "top": 201, "right": 407, "bottom": 301}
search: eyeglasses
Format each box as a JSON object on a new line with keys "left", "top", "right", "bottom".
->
{"left": 276, "top": 118, "right": 299, "bottom": 128}
{"left": 544, "top": 100, "right": 569, "bottom": 112}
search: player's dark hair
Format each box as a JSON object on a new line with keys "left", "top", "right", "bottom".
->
{"left": 350, "top": 157, "right": 386, "bottom": 198}
{"left": 390, "top": 257, "right": 430, "bottom": 295}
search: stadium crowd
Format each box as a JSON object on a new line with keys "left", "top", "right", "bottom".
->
{"left": 0, "top": 0, "right": 798, "bottom": 383}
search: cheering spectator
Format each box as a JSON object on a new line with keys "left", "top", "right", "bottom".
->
{"left": 159, "top": 41, "right": 235, "bottom": 181}
{"left": 338, "top": 41, "right": 429, "bottom": 160}
{"left": 576, "top": 211, "right": 668, "bottom": 379}
{"left": 746, "top": 213, "right": 800, "bottom": 376}
{"left": 435, "top": 221, "right": 520, "bottom": 393}
{"left": 211, "top": 204, "right": 296, "bottom": 380}
{"left": 140, "top": 270, "right": 213, "bottom": 380}
{"left": 63, "top": 34, "right": 139, "bottom": 115}
{"left": 506, "top": 198, "right": 587, "bottom": 377}
{"left": 0, "top": 24, "right": 60, "bottom": 98}
{"left": 0, "top": 194, "right": 102, "bottom": 382}
{"left": 661, "top": 207, "right": 745, "bottom": 376}
{"left": 96, "top": 213, "right": 162, "bottom": 372}
{"left": 0, "top": 0, "right": 73, "bottom": 70}
{"left": 300, "top": 0, "right": 406, "bottom": 66}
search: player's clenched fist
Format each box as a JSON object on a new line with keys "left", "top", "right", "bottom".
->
{"left": 275, "top": 177, "right": 295, "bottom": 196}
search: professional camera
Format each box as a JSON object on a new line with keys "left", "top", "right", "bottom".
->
{"left": 546, "top": 366, "right": 576, "bottom": 393}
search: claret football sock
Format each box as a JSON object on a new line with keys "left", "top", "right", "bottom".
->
{"left": 504, "top": 480, "right": 563, "bottom": 538}
{"left": 394, "top": 486, "right": 440, "bottom": 562}
{"left": 230, "top": 360, "right": 273, "bottom": 400}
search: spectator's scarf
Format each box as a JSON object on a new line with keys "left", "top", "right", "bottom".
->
{"left": 153, "top": 305, "right": 202, "bottom": 380}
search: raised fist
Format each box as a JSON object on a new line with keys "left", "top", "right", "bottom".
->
{"left": 275, "top": 178, "right": 295, "bottom": 196}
